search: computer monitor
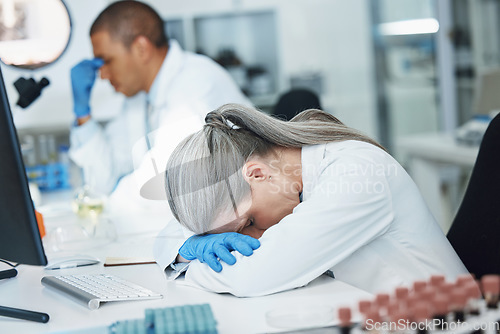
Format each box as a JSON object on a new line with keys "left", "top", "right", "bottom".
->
{"left": 0, "top": 64, "right": 47, "bottom": 266}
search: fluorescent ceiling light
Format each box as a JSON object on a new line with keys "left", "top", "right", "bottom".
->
{"left": 378, "top": 18, "right": 440, "bottom": 36}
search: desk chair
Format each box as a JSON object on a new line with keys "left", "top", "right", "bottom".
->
{"left": 447, "top": 113, "right": 500, "bottom": 279}
{"left": 272, "top": 89, "right": 321, "bottom": 121}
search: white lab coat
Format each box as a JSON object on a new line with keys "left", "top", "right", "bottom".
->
{"left": 69, "top": 40, "right": 251, "bottom": 195}
{"left": 153, "top": 140, "right": 468, "bottom": 296}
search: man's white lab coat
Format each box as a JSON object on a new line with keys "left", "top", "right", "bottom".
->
{"left": 69, "top": 40, "right": 251, "bottom": 195}
{"left": 153, "top": 140, "right": 468, "bottom": 296}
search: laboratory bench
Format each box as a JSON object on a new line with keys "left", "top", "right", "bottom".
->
{"left": 396, "top": 132, "right": 479, "bottom": 233}
{"left": 0, "top": 191, "right": 373, "bottom": 333}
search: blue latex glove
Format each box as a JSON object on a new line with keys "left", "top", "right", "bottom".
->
{"left": 179, "top": 232, "right": 261, "bottom": 272}
{"left": 70, "top": 58, "right": 104, "bottom": 118}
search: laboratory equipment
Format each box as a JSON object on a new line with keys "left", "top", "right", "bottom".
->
{"left": 72, "top": 184, "right": 116, "bottom": 239}
{"left": 14, "top": 77, "right": 50, "bottom": 108}
{"left": 110, "top": 304, "right": 217, "bottom": 334}
{"left": 0, "top": 0, "right": 72, "bottom": 108}
{"left": 42, "top": 183, "right": 117, "bottom": 251}
{"left": 42, "top": 170, "right": 116, "bottom": 252}
{"left": 72, "top": 184, "right": 106, "bottom": 219}
{"left": 23, "top": 134, "right": 71, "bottom": 191}
{"left": 0, "top": 0, "right": 72, "bottom": 70}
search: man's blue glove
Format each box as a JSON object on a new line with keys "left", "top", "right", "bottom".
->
{"left": 179, "top": 232, "right": 261, "bottom": 272}
{"left": 70, "top": 58, "right": 104, "bottom": 118}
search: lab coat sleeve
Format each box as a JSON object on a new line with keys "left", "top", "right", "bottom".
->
{"left": 182, "top": 156, "right": 395, "bottom": 297}
{"left": 69, "top": 117, "right": 134, "bottom": 195}
{"left": 153, "top": 218, "right": 194, "bottom": 279}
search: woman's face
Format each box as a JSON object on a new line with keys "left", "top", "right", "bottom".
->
{"left": 210, "top": 191, "right": 299, "bottom": 239}
{"left": 239, "top": 187, "right": 300, "bottom": 238}
{"left": 209, "top": 150, "right": 302, "bottom": 238}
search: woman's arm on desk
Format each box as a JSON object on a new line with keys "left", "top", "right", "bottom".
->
{"left": 154, "top": 219, "right": 261, "bottom": 277}
{"left": 182, "top": 161, "right": 393, "bottom": 297}
{"left": 153, "top": 219, "right": 194, "bottom": 278}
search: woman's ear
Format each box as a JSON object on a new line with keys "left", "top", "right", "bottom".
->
{"left": 242, "top": 161, "right": 269, "bottom": 184}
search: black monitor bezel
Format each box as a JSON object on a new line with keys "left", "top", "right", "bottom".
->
{"left": 0, "top": 64, "right": 47, "bottom": 266}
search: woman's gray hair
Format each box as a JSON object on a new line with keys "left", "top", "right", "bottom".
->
{"left": 165, "top": 103, "right": 383, "bottom": 234}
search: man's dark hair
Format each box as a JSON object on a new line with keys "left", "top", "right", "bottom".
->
{"left": 90, "top": 0, "right": 168, "bottom": 49}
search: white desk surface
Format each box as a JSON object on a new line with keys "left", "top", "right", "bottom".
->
{"left": 1, "top": 210, "right": 372, "bottom": 334}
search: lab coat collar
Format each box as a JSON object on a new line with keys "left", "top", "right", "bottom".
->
{"left": 148, "top": 39, "right": 185, "bottom": 109}
{"left": 301, "top": 144, "right": 326, "bottom": 202}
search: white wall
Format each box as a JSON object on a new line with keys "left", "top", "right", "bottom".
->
{"left": 150, "top": 0, "right": 379, "bottom": 138}
{"left": 280, "top": 0, "right": 377, "bottom": 138}
{"left": 6, "top": 0, "right": 378, "bottom": 140}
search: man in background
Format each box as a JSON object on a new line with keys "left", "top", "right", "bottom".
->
{"left": 69, "top": 0, "right": 250, "bottom": 196}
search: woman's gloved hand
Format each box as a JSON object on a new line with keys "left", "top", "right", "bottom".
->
{"left": 70, "top": 58, "right": 104, "bottom": 119}
{"left": 179, "top": 232, "right": 261, "bottom": 272}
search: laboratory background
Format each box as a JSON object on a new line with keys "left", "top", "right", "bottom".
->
{"left": 1, "top": 0, "right": 500, "bottom": 332}
{"left": 1, "top": 0, "right": 497, "bottom": 232}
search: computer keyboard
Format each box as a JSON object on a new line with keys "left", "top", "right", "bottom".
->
{"left": 41, "top": 273, "right": 163, "bottom": 310}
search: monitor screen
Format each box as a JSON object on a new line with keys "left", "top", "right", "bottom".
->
{"left": 0, "top": 64, "right": 47, "bottom": 266}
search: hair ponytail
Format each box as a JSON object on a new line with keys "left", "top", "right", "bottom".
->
{"left": 166, "top": 103, "right": 383, "bottom": 233}
{"left": 213, "top": 104, "right": 384, "bottom": 151}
